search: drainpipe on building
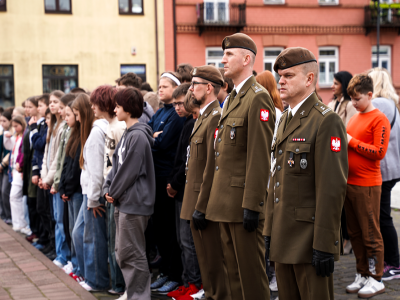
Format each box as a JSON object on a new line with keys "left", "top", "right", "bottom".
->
{"left": 155, "top": 0, "right": 160, "bottom": 87}
{"left": 377, "top": 0, "right": 380, "bottom": 66}
{"left": 173, "top": 0, "right": 177, "bottom": 70}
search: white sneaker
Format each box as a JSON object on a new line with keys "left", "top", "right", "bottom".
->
{"left": 269, "top": 274, "right": 278, "bottom": 292}
{"left": 346, "top": 273, "right": 368, "bottom": 293}
{"left": 20, "top": 227, "right": 32, "bottom": 236}
{"left": 52, "top": 259, "right": 64, "bottom": 269}
{"left": 191, "top": 289, "right": 205, "bottom": 299}
{"left": 62, "top": 261, "right": 73, "bottom": 274}
{"left": 357, "top": 277, "right": 385, "bottom": 298}
{"left": 80, "top": 282, "right": 101, "bottom": 292}
{"left": 116, "top": 291, "right": 127, "bottom": 300}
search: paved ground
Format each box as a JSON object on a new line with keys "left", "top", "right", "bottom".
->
{"left": 1, "top": 210, "right": 399, "bottom": 300}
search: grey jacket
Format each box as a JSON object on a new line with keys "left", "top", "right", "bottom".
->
{"left": 138, "top": 102, "right": 155, "bottom": 124}
{"left": 103, "top": 122, "right": 155, "bottom": 216}
{"left": 373, "top": 97, "right": 400, "bottom": 182}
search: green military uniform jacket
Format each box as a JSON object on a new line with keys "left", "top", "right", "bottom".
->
{"left": 206, "top": 76, "right": 275, "bottom": 222}
{"left": 263, "top": 92, "right": 348, "bottom": 264}
{"left": 181, "top": 100, "right": 221, "bottom": 220}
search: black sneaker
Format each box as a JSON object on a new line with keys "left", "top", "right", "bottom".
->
{"left": 382, "top": 265, "right": 400, "bottom": 281}
{"left": 45, "top": 249, "right": 57, "bottom": 261}
{"left": 40, "top": 243, "right": 53, "bottom": 254}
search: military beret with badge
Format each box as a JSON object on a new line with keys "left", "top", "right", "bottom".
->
{"left": 191, "top": 65, "right": 224, "bottom": 86}
{"left": 273, "top": 47, "right": 317, "bottom": 73}
{"left": 221, "top": 33, "right": 257, "bottom": 55}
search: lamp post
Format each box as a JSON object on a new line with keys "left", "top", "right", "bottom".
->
{"left": 377, "top": 0, "right": 380, "bottom": 67}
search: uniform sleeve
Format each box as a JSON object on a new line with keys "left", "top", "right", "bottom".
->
{"left": 195, "top": 114, "right": 220, "bottom": 214}
{"left": 314, "top": 112, "right": 348, "bottom": 254}
{"left": 243, "top": 92, "right": 275, "bottom": 212}
{"left": 348, "top": 116, "right": 390, "bottom": 161}
{"left": 264, "top": 165, "right": 276, "bottom": 237}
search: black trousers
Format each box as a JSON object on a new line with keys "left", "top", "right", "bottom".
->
{"left": 27, "top": 197, "right": 40, "bottom": 236}
{"left": 36, "top": 187, "right": 53, "bottom": 246}
{"left": 341, "top": 208, "right": 349, "bottom": 240}
{"left": 152, "top": 176, "right": 183, "bottom": 282}
{"left": 380, "top": 179, "right": 400, "bottom": 267}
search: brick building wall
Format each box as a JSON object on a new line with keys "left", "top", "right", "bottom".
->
{"left": 165, "top": 0, "right": 400, "bottom": 103}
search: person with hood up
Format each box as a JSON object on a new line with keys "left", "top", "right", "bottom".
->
{"left": 103, "top": 87, "right": 155, "bottom": 300}
{"left": 328, "top": 71, "right": 357, "bottom": 126}
{"left": 71, "top": 93, "right": 109, "bottom": 292}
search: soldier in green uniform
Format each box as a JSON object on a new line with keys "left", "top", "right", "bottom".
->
{"left": 206, "top": 33, "right": 275, "bottom": 300}
{"left": 180, "top": 65, "right": 231, "bottom": 300}
{"left": 263, "top": 47, "right": 348, "bottom": 300}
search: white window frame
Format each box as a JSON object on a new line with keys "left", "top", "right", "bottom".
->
{"left": 371, "top": 45, "right": 391, "bottom": 74}
{"left": 318, "top": 46, "right": 339, "bottom": 87}
{"left": 206, "top": 47, "right": 225, "bottom": 68}
{"left": 264, "top": 0, "right": 285, "bottom": 4}
{"left": 263, "top": 47, "right": 284, "bottom": 84}
{"left": 319, "top": 0, "right": 339, "bottom": 5}
{"left": 203, "top": 0, "right": 229, "bottom": 24}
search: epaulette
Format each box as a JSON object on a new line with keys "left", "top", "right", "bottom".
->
{"left": 313, "top": 101, "right": 332, "bottom": 116}
{"left": 250, "top": 83, "right": 266, "bottom": 94}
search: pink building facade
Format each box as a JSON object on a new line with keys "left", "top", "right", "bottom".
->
{"left": 164, "top": 0, "right": 400, "bottom": 103}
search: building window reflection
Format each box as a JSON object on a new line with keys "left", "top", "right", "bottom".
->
{"left": 42, "top": 65, "right": 78, "bottom": 93}
{"left": 45, "top": 0, "right": 72, "bottom": 13}
{"left": 0, "top": 65, "right": 14, "bottom": 108}
{"left": 119, "top": 0, "right": 144, "bottom": 15}
{"left": 120, "top": 64, "right": 146, "bottom": 82}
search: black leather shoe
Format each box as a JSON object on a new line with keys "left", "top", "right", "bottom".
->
{"left": 45, "top": 249, "right": 57, "bottom": 261}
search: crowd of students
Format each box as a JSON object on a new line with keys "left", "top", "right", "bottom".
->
{"left": 0, "top": 61, "right": 399, "bottom": 300}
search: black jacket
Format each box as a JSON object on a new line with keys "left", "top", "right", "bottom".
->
{"left": 168, "top": 115, "right": 195, "bottom": 201}
{"left": 59, "top": 143, "right": 82, "bottom": 198}
{"left": 22, "top": 126, "right": 34, "bottom": 196}
{"left": 31, "top": 120, "right": 48, "bottom": 176}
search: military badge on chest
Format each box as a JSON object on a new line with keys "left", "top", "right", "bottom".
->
{"left": 230, "top": 127, "right": 236, "bottom": 140}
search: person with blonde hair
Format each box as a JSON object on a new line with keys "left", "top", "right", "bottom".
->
{"left": 369, "top": 67, "right": 400, "bottom": 281}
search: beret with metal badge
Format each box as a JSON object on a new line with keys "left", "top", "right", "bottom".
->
{"left": 191, "top": 65, "right": 224, "bottom": 86}
{"left": 273, "top": 47, "right": 317, "bottom": 73}
{"left": 221, "top": 33, "right": 257, "bottom": 55}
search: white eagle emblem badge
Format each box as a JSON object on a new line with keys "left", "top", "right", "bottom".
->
{"left": 331, "top": 137, "right": 341, "bottom": 152}
{"left": 260, "top": 109, "right": 269, "bottom": 122}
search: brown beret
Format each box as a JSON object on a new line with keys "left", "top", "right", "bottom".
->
{"left": 222, "top": 33, "right": 257, "bottom": 55}
{"left": 273, "top": 47, "right": 317, "bottom": 73}
{"left": 191, "top": 65, "right": 224, "bottom": 86}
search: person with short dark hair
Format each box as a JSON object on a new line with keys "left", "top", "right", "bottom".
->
{"left": 217, "top": 68, "right": 234, "bottom": 108}
{"left": 141, "top": 82, "right": 153, "bottom": 92}
{"left": 344, "top": 74, "right": 390, "bottom": 297}
{"left": 103, "top": 87, "right": 155, "bottom": 300}
{"left": 149, "top": 71, "right": 185, "bottom": 294}
{"left": 116, "top": 72, "right": 142, "bottom": 89}
{"left": 176, "top": 63, "right": 194, "bottom": 83}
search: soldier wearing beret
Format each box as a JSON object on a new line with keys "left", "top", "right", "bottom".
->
{"left": 206, "top": 33, "right": 275, "bottom": 300}
{"left": 180, "top": 65, "right": 230, "bottom": 300}
{"left": 263, "top": 47, "right": 348, "bottom": 300}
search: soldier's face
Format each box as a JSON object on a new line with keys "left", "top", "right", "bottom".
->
{"left": 278, "top": 66, "right": 308, "bottom": 104}
{"left": 221, "top": 49, "right": 243, "bottom": 79}
{"left": 190, "top": 77, "right": 207, "bottom": 105}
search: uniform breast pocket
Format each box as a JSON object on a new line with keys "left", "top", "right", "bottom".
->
{"left": 225, "top": 117, "right": 245, "bottom": 146}
{"left": 191, "top": 137, "right": 204, "bottom": 160}
{"left": 285, "top": 142, "right": 311, "bottom": 175}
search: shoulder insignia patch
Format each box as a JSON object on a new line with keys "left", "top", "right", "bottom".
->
{"left": 212, "top": 109, "right": 218, "bottom": 115}
{"left": 314, "top": 104, "right": 332, "bottom": 116}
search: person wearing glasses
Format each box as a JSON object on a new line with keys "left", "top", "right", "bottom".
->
{"left": 205, "top": 33, "right": 275, "bottom": 300}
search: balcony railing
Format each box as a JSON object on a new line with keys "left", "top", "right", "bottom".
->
{"left": 196, "top": 2, "right": 246, "bottom": 36}
{"left": 364, "top": 4, "right": 400, "bottom": 35}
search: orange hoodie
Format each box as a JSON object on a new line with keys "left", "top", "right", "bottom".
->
{"left": 347, "top": 108, "right": 390, "bottom": 186}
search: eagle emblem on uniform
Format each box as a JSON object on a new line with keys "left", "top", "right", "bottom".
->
{"left": 331, "top": 137, "right": 341, "bottom": 152}
{"left": 260, "top": 109, "right": 269, "bottom": 122}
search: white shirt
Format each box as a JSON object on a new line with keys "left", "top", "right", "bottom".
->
{"left": 233, "top": 75, "right": 252, "bottom": 95}
{"left": 288, "top": 92, "right": 314, "bottom": 116}
{"left": 200, "top": 100, "right": 217, "bottom": 116}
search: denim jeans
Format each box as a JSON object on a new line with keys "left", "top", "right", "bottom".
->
{"left": 68, "top": 193, "right": 84, "bottom": 275}
{"left": 72, "top": 195, "right": 109, "bottom": 289}
{"left": 53, "top": 193, "right": 71, "bottom": 265}
{"left": 107, "top": 202, "right": 125, "bottom": 293}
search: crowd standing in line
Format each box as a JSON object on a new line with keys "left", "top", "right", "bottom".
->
{"left": 0, "top": 33, "right": 399, "bottom": 300}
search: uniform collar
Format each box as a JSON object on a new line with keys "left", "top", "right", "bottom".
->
{"left": 200, "top": 99, "right": 217, "bottom": 116}
{"left": 288, "top": 91, "right": 314, "bottom": 117}
{"left": 234, "top": 75, "right": 252, "bottom": 95}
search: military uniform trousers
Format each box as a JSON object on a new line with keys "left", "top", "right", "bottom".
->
{"left": 219, "top": 220, "right": 269, "bottom": 300}
{"left": 190, "top": 220, "right": 230, "bottom": 300}
{"left": 275, "top": 262, "right": 334, "bottom": 300}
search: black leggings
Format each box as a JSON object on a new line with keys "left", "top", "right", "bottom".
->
{"left": 380, "top": 179, "right": 400, "bottom": 267}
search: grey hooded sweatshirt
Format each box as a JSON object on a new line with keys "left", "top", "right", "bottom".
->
{"left": 103, "top": 122, "right": 155, "bottom": 216}
{"left": 138, "top": 102, "right": 155, "bottom": 124}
